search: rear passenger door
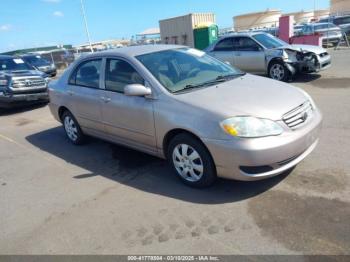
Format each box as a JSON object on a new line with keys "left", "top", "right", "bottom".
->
{"left": 100, "top": 58, "right": 157, "bottom": 152}
{"left": 67, "top": 58, "right": 104, "bottom": 132}
{"left": 209, "top": 37, "right": 235, "bottom": 65}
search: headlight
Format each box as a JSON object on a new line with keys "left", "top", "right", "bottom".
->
{"left": 282, "top": 50, "right": 289, "bottom": 60}
{"left": 0, "top": 79, "right": 8, "bottom": 87}
{"left": 220, "top": 117, "right": 283, "bottom": 138}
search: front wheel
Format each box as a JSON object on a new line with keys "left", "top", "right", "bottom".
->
{"left": 268, "top": 61, "right": 290, "bottom": 82}
{"left": 167, "top": 133, "right": 217, "bottom": 188}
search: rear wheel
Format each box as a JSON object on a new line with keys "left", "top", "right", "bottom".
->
{"left": 167, "top": 133, "right": 217, "bottom": 188}
{"left": 268, "top": 61, "right": 290, "bottom": 82}
{"left": 62, "top": 111, "right": 85, "bottom": 145}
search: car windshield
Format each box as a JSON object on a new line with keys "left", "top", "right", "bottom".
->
{"left": 136, "top": 48, "right": 243, "bottom": 93}
{"left": 252, "top": 33, "right": 287, "bottom": 49}
{"left": 335, "top": 16, "right": 350, "bottom": 24}
{"left": 0, "top": 58, "right": 33, "bottom": 71}
{"left": 23, "top": 56, "right": 51, "bottom": 66}
{"left": 314, "top": 23, "right": 337, "bottom": 30}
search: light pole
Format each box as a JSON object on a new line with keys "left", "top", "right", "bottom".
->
{"left": 80, "top": 0, "right": 94, "bottom": 52}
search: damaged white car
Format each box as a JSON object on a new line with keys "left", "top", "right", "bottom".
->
{"left": 205, "top": 32, "right": 331, "bottom": 81}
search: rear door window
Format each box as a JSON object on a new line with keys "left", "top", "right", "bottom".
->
{"left": 69, "top": 59, "right": 102, "bottom": 89}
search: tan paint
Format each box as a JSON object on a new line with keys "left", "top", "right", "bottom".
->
{"left": 233, "top": 9, "right": 281, "bottom": 31}
{"left": 331, "top": 0, "right": 350, "bottom": 15}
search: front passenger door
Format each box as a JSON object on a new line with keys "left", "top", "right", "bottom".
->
{"left": 100, "top": 58, "right": 157, "bottom": 152}
{"left": 232, "top": 37, "right": 266, "bottom": 73}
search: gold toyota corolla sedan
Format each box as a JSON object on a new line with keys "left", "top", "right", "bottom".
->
{"left": 49, "top": 45, "right": 322, "bottom": 187}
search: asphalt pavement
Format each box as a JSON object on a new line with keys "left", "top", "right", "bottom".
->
{"left": 0, "top": 49, "right": 349, "bottom": 255}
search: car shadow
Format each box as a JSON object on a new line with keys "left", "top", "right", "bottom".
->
{"left": 0, "top": 102, "right": 48, "bottom": 116}
{"left": 26, "top": 127, "right": 290, "bottom": 204}
{"left": 292, "top": 73, "right": 322, "bottom": 83}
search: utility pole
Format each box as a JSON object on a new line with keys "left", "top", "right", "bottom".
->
{"left": 80, "top": 0, "right": 94, "bottom": 52}
{"left": 314, "top": 0, "right": 316, "bottom": 12}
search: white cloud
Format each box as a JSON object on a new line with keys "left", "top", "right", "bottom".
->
{"left": 42, "top": 0, "right": 61, "bottom": 3}
{"left": 0, "top": 24, "right": 12, "bottom": 31}
{"left": 53, "top": 11, "right": 64, "bottom": 17}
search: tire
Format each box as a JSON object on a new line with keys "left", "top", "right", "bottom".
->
{"left": 167, "top": 133, "right": 217, "bottom": 188}
{"left": 268, "top": 60, "right": 290, "bottom": 82}
{"left": 62, "top": 111, "right": 85, "bottom": 145}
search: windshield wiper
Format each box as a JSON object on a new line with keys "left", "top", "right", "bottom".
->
{"left": 173, "top": 73, "right": 246, "bottom": 93}
{"left": 179, "top": 78, "right": 226, "bottom": 92}
{"left": 216, "top": 73, "right": 246, "bottom": 80}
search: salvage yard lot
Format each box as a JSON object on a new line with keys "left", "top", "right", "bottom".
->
{"left": 0, "top": 49, "right": 350, "bottom": 255}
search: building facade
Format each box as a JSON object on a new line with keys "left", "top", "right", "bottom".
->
{"left": 331, "top": 0, "right": 350, "bottom": 15}
{"left": 233, "top": 9, "right": 282, "bottom": 31}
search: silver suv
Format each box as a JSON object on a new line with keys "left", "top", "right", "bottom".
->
{"left": 49, "top": 45, "right": 322, "bottom": 187}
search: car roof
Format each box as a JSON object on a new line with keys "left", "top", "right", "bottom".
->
{"left": 0, "top": 55, "right": 15, "bottom": 59}
{"left": 84, "top": 44, "right": 186, "bottom": 59}
{"left": 20, "top": 54, "right": 40, "bottom": 57}
{"left": 223, "top": 31, "right": 269, "bottom": 38}
{"left": 311, "top": 22, "right": 336, "bottom": 26}
{"left": 333, "top": 15, "right": 350, "bottom": 18}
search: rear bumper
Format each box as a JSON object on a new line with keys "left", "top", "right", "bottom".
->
{"left": 202, "top": 109, "right": 322, "bottom": 181}
{"left": 0, "top": 91, "right": 49, "bottom": 108}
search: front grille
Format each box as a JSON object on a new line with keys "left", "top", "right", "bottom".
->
{"left": 11, "top": 77, "right": 46, "bottom": 91}
{"left": 283, "top": 101, "right": 314, "bottom": 129}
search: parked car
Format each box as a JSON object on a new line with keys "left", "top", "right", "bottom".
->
{"left": 21, "top": 54, "right": 57, "bottom": 77}
{"left": 0, "top": 55, "right": 49, "bottom": 108}
{"left": 205, "top": 32, "right": 331, "bottom": 82}
{"left": 249, "top": 27, "right": 279, "bottom": 37}
{"left": 319, "top": 15, "right": 350, "bottom": 35}
{"left": 299, "top": 23, "right": 343, "bottom": 46}
{"left": 294, "top": 24, "right": 305, "bottom": 36}
{"left": 49, "top": 45, "right": 322, "bottom": 187}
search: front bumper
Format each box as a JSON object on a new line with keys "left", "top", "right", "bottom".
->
{"left": 287, "top": 53, "right": 331, "bottom": 74}
{"left": 202, "top": 109, "right": 322, "bottom": 181}
{"left": 0, "top": 91, "right": 49, "bottom": 108}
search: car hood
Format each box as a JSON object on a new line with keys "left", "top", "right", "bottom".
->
{"left": 286, "top": 44, "right": 326, "bottom": 55}
{"left": 0, "top": 70, "right": 46, "bottom": 78}
{"left": 174, "top": 74, "right": 308, "bottom": 121}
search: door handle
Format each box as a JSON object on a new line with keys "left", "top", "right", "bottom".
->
{"left": 67, "top": 90, "right": 74, "bottom": 96}
{"left": 236, "top": 52, "right": 241, "bottom": 56}
{"left": 100, "top": 96, "right": 111, "bottom": 103}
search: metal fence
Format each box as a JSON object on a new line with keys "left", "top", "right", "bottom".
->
{"left": 219, "top": 14, "right": 350, "bottom": 49}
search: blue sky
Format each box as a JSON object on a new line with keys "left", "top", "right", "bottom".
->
{"left": 0, "top": 0, "right": 329, "bottom": 52}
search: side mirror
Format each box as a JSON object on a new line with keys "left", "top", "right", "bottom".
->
{"left": 254, "top": 46, "right": 263, "bottom": 51}
{"left": 124, "top": 84, "right": 152, "bottom": 97}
